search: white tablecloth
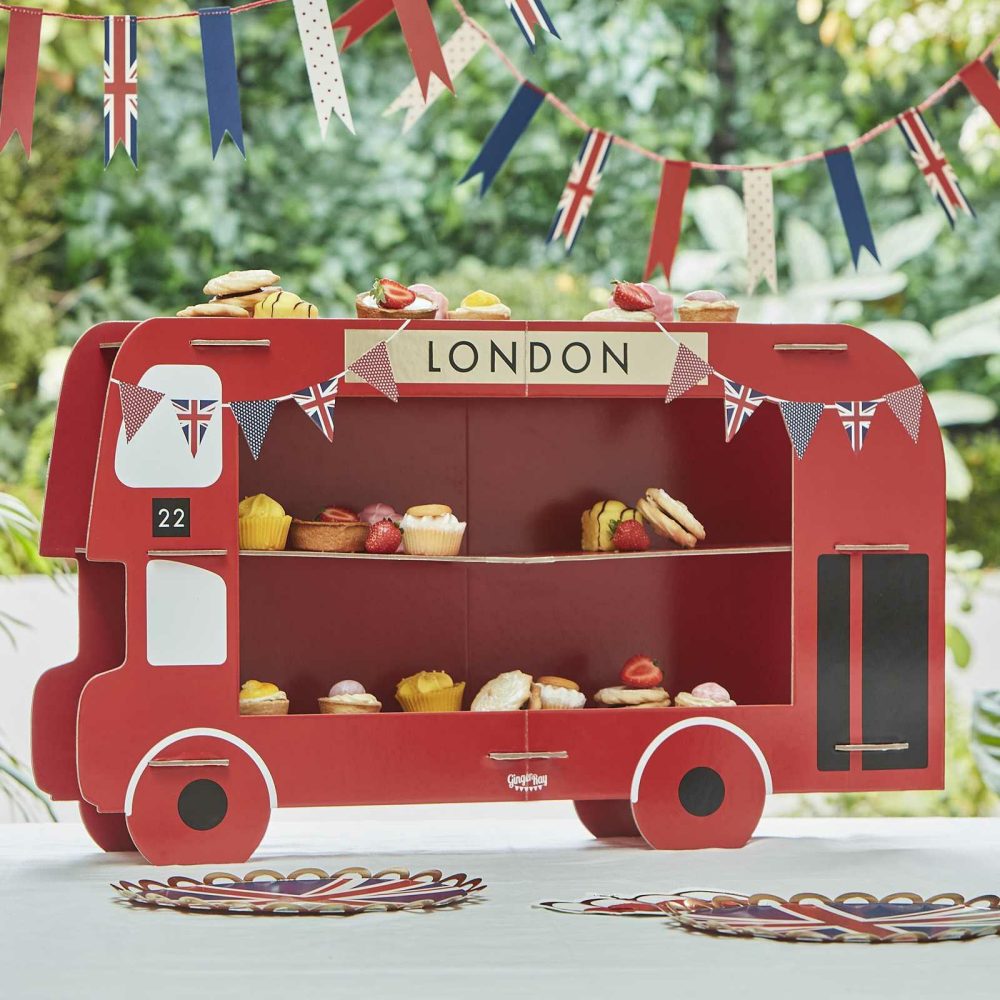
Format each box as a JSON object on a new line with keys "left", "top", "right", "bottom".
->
{"left": 1, "top": 805, "right": 997, "bottom": 998}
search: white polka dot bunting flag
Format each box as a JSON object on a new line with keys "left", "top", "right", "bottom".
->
{"left": 886, "top": 384, "right": 925, "bottom": 442}
{"left": 779, "top": 401, "right": 824, "bottom": 460}
{"left": 384, "top": 21, "right": 485, "bottom": 134}
{"left": 743, "top": 168, "right": 778, "bottom": 294}
{"left": 231, "top": 399, "right": 277, "bottom": 460}
{"left": 348, "top": 340, "right": 399, "bottom": 403}
{"left": 665, "top": 343, "right": 713, "bottom": 403}
{"left": 118, "top": 381, "right": 165, "bottom": 441}
{"left": 293, "top": 0, "right": 354, "bottom": 138}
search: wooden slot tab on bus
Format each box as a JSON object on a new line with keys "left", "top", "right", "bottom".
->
{"left": 834, "top": 743, "right": 910, "bottom": 753}
{"left": 487, "top": 751, "right": 569, "bottom": 761}
{"left": 148, "top": 758, "right": 230, "bottom": 768}
{"left": 147, "top": 549, "right": 228, "bottom": 557}
{"left": 189, "top": 339, "right": 271, "bottom": 348}
{"left": 773, "top": 343, "right": 848, "bottom": 352}
{"left": 834, "top": 543, "right": 911, "bottom": 553}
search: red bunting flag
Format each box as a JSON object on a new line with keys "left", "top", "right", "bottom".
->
{"left": 959, "top": 59, "right": 1000, "bottom": 131}
{"left": 334, "top": 0, "right": 451, "bottom": 100}
{"left": 0, "top": 6, "right": 43, "bottom": 157}
{"left": 665, "top": 344, "right": 713, "bottom": 404}
{"left": 333, "top": 0, "right": 394, "bottom": 50}
{"left": 644, "top": 160, "right": 692, "bottom": 283}
{"left": 118, "top": 382, "right": 165, "bottom": 442}
{"left": 886, "top": 384, "right": 925, "bottom": 443}
{"left": 349, "top": 340, "right": 399, "bottom": 402}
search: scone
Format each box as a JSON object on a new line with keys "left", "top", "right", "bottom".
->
{"left": 471, "top": 670, "right": 533, "bottom": 711}
{"left": 593, "top": 685, "right": 670, "bottom": 708}
{"left": 636, "top": 487, "right": 706, "bottom": 549}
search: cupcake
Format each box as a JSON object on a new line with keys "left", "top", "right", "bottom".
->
{"left": 238, "top": 494, "right": 292, "bottom": 551}
{"left": 448, "top": 290, "right": 512, "bottom": 320}
{"left": 239, "top": 680, "right": 289, "bottom": 716}
{"left": 355, "top": 278, "right": 438, "bottom": 320}
{"left": 401, "top": 504, "right": 466, "bottom": 556}
{"left": 318, "top": 679, "right": 382, "bottom": 715}
{"left": 287, "top": 505, "right": 368, "bottom": 552}
{"left": 677, "top": 290, "right": 739, "bottom": 322}
{"left": 396, "top": 670, "right": 465, "bottom": 712}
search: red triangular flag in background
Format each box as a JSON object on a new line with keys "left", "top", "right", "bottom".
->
{"left": 959, "top": 59, "right": 1000, "bottom": 130}
{"left": 118, "top": 382, "right": 165, "bottom": 441}
{"left": 333, "top": 0, "right": 394, "bottom": 51}
{"left": 348, "top": 341, "right": 399, "bottom": 402}
{"left": 665, "top": 343, "right": 713, "bottom": 403}
{"left": 392, "top": 0, "right": 453, "bottom": 99}
{"left": 0, "top": 7, "right": 43, "bottom": 157}
{"left": 644, "top": 160, "right": 692, "bottom": 283}
{"left": 886, "top": 384, "right": 925, "bottom": 443}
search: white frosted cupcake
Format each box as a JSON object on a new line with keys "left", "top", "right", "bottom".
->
{"left": 401, "top": 504, "right": 466, "bottom": 556}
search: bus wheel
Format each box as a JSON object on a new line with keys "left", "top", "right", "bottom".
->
{"left": 574, "top": 800, "right": 640, "bottom": 839}
{"left": 126, "top": 736, "right": 272, "bottom": 866}
{"left": 79, "top": 800, "right": 136, "bottom": 853}
{"left": 630, "top": 720, "right": 768, "bottom": 851}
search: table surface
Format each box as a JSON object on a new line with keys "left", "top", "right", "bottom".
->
{"left": 1, "top": 806, "right": 998, "bottom": 999}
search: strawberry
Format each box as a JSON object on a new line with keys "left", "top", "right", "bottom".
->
{"left": 612, "top": 280, "right": 654, "bottom": 312}
{"left": 612, "top": 519, "right": 650, "bottom": 552}
{"left": 366, "top": 518, "right": 403, "bottom": 554}
{"left": 372, "top": 278, "right": 416, "bottom": 311}
{"left": 620, "top": 654, "right": 662, "bottom": 688}
{"left": 318, "top": 506, "right": 358, "bottom": 524}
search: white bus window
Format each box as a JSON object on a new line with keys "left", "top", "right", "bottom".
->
{"left": 115, "top": 364, "right": 223, "bottom": 488}
{"left": 147, "top": 560, "right": 227, "bottom": 666}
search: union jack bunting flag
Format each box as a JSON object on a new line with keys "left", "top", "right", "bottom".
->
{"left": 723, "top": 378, "right": 766, "bottom": 442}
{"left": 171, "top": 398, "right": 217, "bottom": 458}
{"left": 897, "top": 108, "right": 974, "bottom": 227}
{"left": 675, "top": 897, "right": 1000, "bottom": 943}
{"left": 835, "top": 400, "right": 879, "bottom": 452}
{"left": 293, "top": 377, "right": 340, "bottom": 441}
{"left": 548, "top": 129, "right": 613, "bottom": 252}
{"left": 505, "top": 0, "right": 559, "bottom": 51}
{"left": 103, "top": 15, "right": 138, "bottom": 167}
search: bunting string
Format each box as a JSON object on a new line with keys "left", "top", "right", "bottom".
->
{"left": 1, "top": 0, "right": 995, "bottom": 174}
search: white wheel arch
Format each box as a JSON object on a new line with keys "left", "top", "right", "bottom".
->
{"left": 123, "top": 727, "right": 277, "bottom": 816}
{"left": 629, "top": 716, "right": 773, "bottom": 804}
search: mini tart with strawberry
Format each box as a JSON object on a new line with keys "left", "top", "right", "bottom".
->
{"left": 356, "top": 278, "right": 438, "bottom": 320}
{"left": 287, "top": 505, "right": 368, "bottom": 553}
{"left": 448, "top": 290, "right": 511, "bottom": 321}
{"left": 584, "top": 280, "right": 664, "bottom": 323}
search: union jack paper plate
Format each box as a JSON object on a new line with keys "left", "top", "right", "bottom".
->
{"left": 112, "top": 866, "right": 486, "bottom": 915}
{"left": 671, "top": 892, "right": 1000, "bottom": 943}
{"left": 537, "top": 889, "right": 747, "bottom": 917}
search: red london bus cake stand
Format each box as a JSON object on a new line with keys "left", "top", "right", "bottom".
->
{"left": 31, "top": 317, "right": 944, "bottom": 864}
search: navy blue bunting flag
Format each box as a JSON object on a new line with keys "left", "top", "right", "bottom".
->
{"left": 199, "top": 7, "right": 245, "bottom": 157}
{"left": 779, "top": 401, "right": 824, "bottom": 460}
{"left": 231, "top": 400, "right": 277, "bottom": 460}
{"left": 824, "top": 147, "right": 879, "bottom": 268}
{"left": 460, "top": 81, "right": 545, "bottom": 195}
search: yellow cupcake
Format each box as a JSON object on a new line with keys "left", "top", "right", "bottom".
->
{"left": 396, "top": 670, "right": 466, "bottom": 712}
{"left": 238, "top": 493, "right": 291, "bottom": 550}
{"left": 448, "top": 289, "right": 512, "bottom": 321}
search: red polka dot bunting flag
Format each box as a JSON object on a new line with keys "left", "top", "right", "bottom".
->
{"left": 665, "top": 343, "right": 713, "bottom": 403}
{"left": 886, "top": 384, "right": 925, "bottom": 443}
{"left": 118, "top": 381, "right": 165, "bottom": 441}
{"left": 348, "top": 340, "right": 399, "bottom": 403}
{"left": 293, "top": 0, "right": 354, "bottom": 138}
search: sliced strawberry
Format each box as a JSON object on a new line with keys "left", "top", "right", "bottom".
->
{"left": 372, "top": 278, "right": 416, "bottom": 311}
{"left": 612, "top": 520, "right": 650, "bottom": 552}
{"left": 620, "top": 654, "right": 663, "bottom": 688}
{"left": 366, "top": 518, "right": 403, "bottom": 554}
{"left": 612, "top": 280, "right": 654, "bottom": 312}
{"left": 317, "top": 506, "right": 358, "bottom": 523}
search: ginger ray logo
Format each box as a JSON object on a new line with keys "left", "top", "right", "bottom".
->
{"left": 507, "top": 772, "right": 548, "bottom": 793}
